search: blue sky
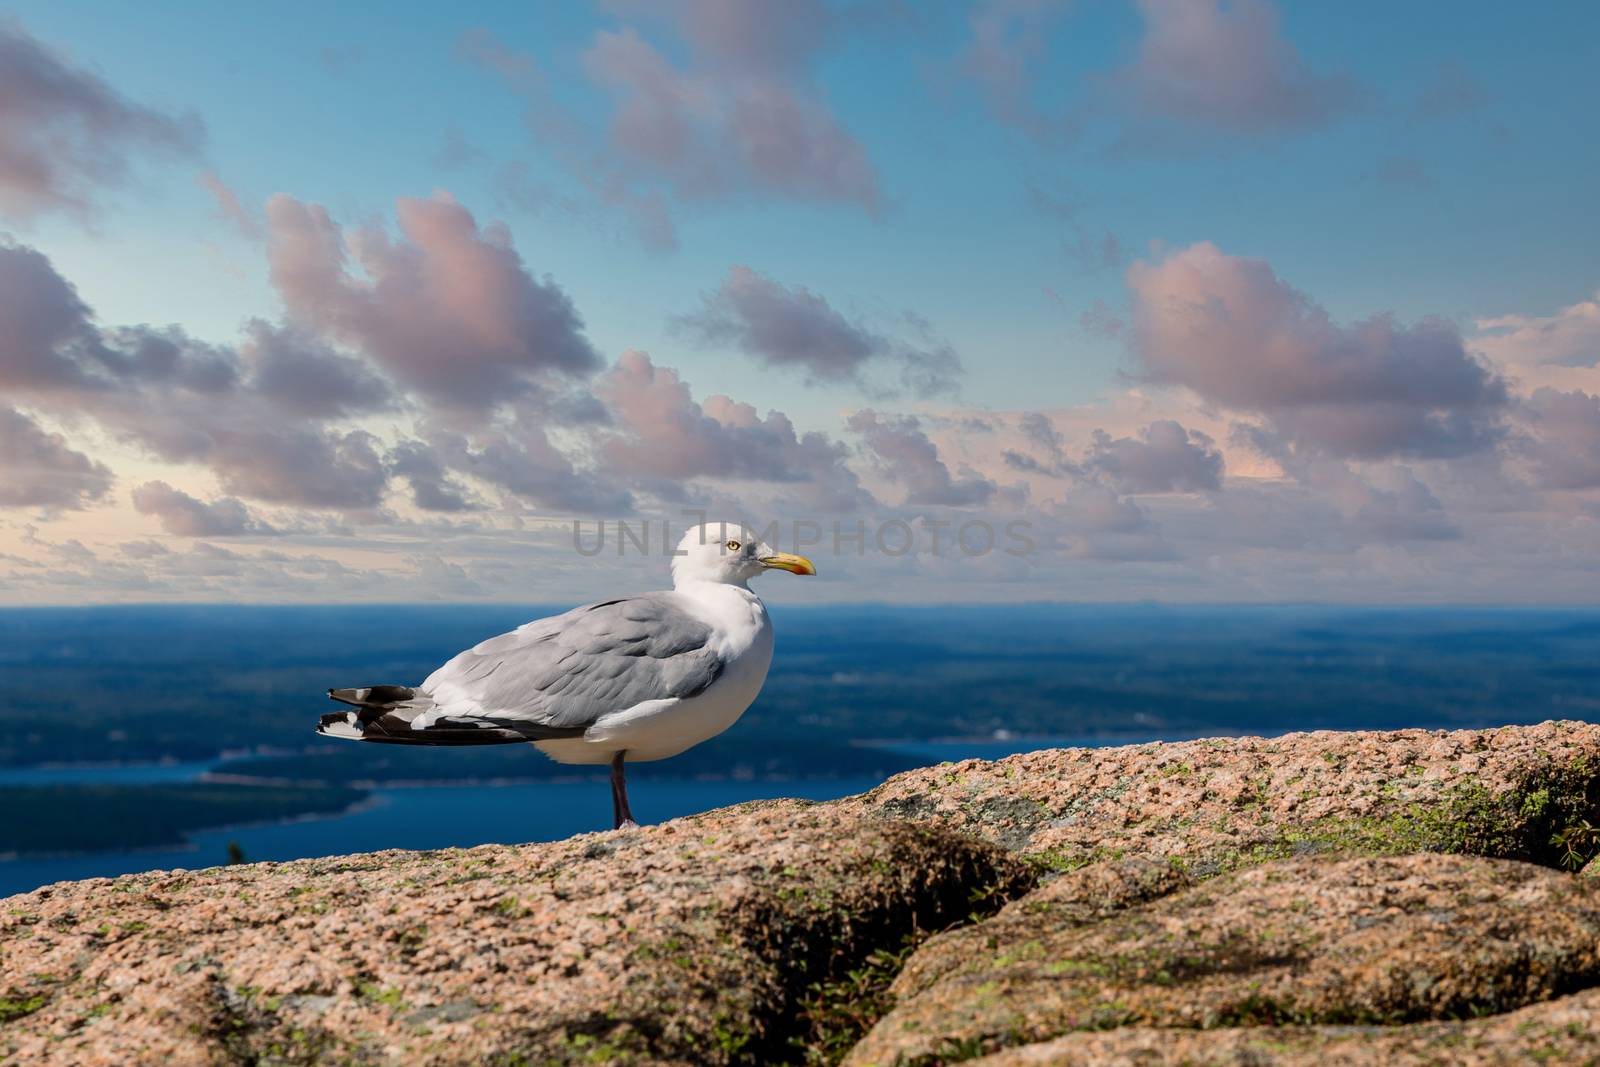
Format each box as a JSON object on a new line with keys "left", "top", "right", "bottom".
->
{"left": 1, "top": 1, "right": 1598, "bottom": 603}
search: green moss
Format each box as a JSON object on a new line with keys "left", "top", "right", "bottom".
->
{"left": 788, "top": 938, "right": 920, "bottom": 1066}
{"left": 1272, "top": 770, "right": 1600, "bottom": 869}
{"left": 492, "top": 896, "right": 528, "bottom": 918}
{"left": 354, "top": 981, "right": 406, "bottom": 1011}
{"left": 0, "top": 994, "right": 47, "bottom": 1023}
{"left": 1024, "top": 846, "right": 1126, "bottom": 877}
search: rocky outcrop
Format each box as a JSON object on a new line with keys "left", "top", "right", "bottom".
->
{"left": 5, "top": 721, "right": 1600, "bottom": 1066}
{"left": 840, "top": 720, "right": 1600, "bottom": 872}
{"left": 0, "top": 803, "right": 1029, "bottom": 1066}
{"left": 845, "top": 854, "right": 1600, "bottom": 1065}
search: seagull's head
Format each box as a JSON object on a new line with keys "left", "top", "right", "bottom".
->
{"left": 671, "top": 521, "right": 816, "bottom": 588}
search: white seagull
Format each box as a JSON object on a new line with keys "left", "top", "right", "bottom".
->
{"left": 316, "top": 522, "right": 815, "bottom": 829}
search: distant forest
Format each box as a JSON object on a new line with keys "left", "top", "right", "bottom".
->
{"left": 2, "top": 604, "right": 1596, "bottom": 856}
{"left": 2, "top": 603, "right": 1595, "bottom": 770}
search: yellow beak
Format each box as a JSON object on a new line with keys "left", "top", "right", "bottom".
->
{"left": 759, "top": 552, "right": 817, "bottom": 576}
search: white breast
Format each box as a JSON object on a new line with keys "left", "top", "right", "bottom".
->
{"left": 536, "top": 583, "right": 774, "bottom": 765}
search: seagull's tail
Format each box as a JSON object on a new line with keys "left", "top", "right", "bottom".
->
{"left": 317, "top": 686, "right": 582, "bottom": 746}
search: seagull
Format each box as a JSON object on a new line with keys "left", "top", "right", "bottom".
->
{"left": 315, "top": 522, "right": 815, "bottom": 830}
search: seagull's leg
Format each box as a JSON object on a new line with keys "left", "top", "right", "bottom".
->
{"left": 611, "top": 750, "right": 638, "bottom": 830}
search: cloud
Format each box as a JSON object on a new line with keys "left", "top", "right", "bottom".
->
{"left": 459, "top": 5, "right": 881, "bottom": 248}
{"left": 956, "top": 0, "right": 1075, "bottom": 141}
{"left": 1127, "top": 242, "right": 1508, "bottom": 459}
{"left": 675, "top": 265, "right": 961, "bottom": 395}
{"left": 598, "top": 350, "right": 870, "bottom": 510}
{"left": 1085, "top": 420, "right": 1223, "bottom": 492}
{"left": 1115, "top": 0, "right": 1360, "bottom": 139}
{"left": 1234, "top": 425, "right": 1459, "bottom": 543}
{"left": 0, "top": 19, "right": 202, "bottom": 222}
{"left": 0, "top": 239, "right": 247, "bottom": 399}
{"left": 0, "top": 238, "right": 106, "bottom": 390}
{"left": 0, "top": 405, "right": 113, "bottom": 508}
{"left": 197, "top": 428, "right": 391, "bottom": 511}
{"left": 238, "top": 320, "right": 395, "bottom": 418}
{"left": 846, "top": 408, "right": 997, "bottom": 506}
{"left": 197, "top": 171, "right": 261, "bottom": 238}
{"left": 1040, "top": 484, "right": 1181, "bottom": 561}
{"left": 266, "top": 193, "right": 599, "bottom": 411}
{"left": 387, "top": 439, "right": 481, "bottom": 513}
{"left": 1517, "top": 388, "right": 1600, "bottom": 491}
{"left": 131, "top": 480, "right": 276, "bottom": 536}
{"left": 597, "top": 0, "right": 879, "bottom": 204}
{"left": 1474, "top": 291, "right": 1600, "bottom": 368}
{"left": 425, "top": 420, "right": 634, "bottom": 514}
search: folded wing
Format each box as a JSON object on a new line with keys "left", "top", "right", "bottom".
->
{"left": 419, "top": 592, "right": 725, "bottom": 732}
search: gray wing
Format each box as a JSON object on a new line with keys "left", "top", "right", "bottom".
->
{"left": 420, "top": 592, "right": 724, "bottom": 730}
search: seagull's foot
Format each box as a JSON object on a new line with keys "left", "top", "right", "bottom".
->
{"left": 617, "top": 819, "right": 640, "bottom": 831}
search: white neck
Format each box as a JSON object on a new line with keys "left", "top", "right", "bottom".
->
{"left": 674, "top": 575, "right": 753, "bottom": 596}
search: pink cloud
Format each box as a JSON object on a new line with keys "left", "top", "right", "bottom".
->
{"left": 846, "top": 408, "right": 997, "bottom": 507}
{"left": 131, "top": 481, "right": 276, "bottom": 537}
{"left": 955, "top": 0, "right": 1075, "bottom": 142}
{"left": 0, "top": 405, "right": 112, "bottom": 509}
{"left": 197, "top": 171, "right": 261, "bottom": 239}
{"left": 676, "top": 265, "right": 961, "bottom": 395}
{"left": 0, "top": 20, "right": 202, "bottom": 222}
{"left": 1117, "top": 0, "right": 1360, "bottom": 138}
{"left": 1475, "top": 291, "right": 1600, "bottom": 368}
{"left": 598, "top": 350, "right": 871, "bottom": 510}
{"left": 266, "top": 193, "right": 600, "bottom": 411}
{"left": 1517, "top": 388, "right": 1600, "bottom": 491}
{"left": 1127, "top": 242, "right": 1507, "bottom": 458}
{"left": 1085, "top": 420, "right": 1223, "bottom": 493}
{"left": 580, "top": 20, "right": 879, "bottom": 210}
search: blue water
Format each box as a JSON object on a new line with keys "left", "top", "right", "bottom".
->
{"left": 1, "top": 738, "right": 1116, "bottom": 897}
{"left": 0, "top": 776, "right": 890, "bottom": 897}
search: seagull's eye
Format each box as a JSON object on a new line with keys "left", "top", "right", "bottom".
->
{"left": 726, "top": 540, "right": 741, "bottom": 551}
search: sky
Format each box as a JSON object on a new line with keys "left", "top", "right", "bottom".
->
{"left": 0, "top": 0, "right": 1597, "bottom": 605}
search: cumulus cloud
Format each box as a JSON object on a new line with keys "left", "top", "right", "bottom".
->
{"left": 0, "top": 405, "right": 113, "bottom": 508}
{"left": 238, "top": 320, "right": 395, "bottom": 418}
{"left": 1115, "top": 0, "right": 1360, "bottom": 139}
{"left": 0, "top": 20, "right": 202, "bottom": 222}
{"left": 131, "top": 481, "right": 276, "bottom": 536}
{"left": 1085, "top": 420, "right": 1223, "bottom": 492}
{"left": 201, "top": 428, "right": 390, "bottom": 511}
{"left": 266, "top": 193, "right": 599, "bottom": 411}
{"left": 0, "top": 239, "right": 106, "bottom": 390}
{"left": 1474, "top": 291, "right": 1600, "bottom": 368}
{"left": 1043, "top": 484, "right": 1181, "bottom": 561}
{"left": 1235, "top": 425, "right": 1459, "bottom": 543}
{"left": 425, "top": 421, "right": 634, "bottom": 515}
{"left": 1517, "top": 388, "right": 1600, "bottom": 490}
{"left": 388, "top": 439, "right": 481, "bottom": 513}
{"left": 1127, "top": 242, "right": 1508, "bottom": 459}
{"left": 847, "top": 409, "right": 997, "bottom": 507}
{"left": 598, "top": 350, "right": 870, "bottom": 510}
{"left": 676, "top": 265, "right": 961, "bottom": 395}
